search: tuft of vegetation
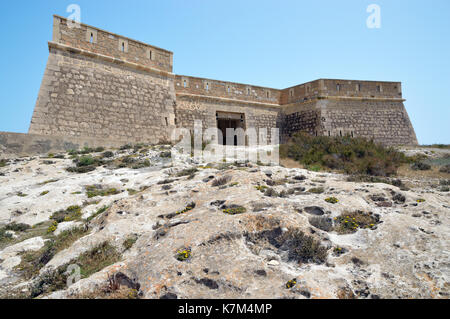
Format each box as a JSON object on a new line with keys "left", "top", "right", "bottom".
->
{"left": 176, "top": 168, "right": 198, "bottom": 177}
{"left": 66, "top": 155, "right": 102, "bottom": 173}
{"left": 285, "top": 278, "right": 297, "bottom": 289}
{"left": 17, "top": 226, "right": 89, "bottom": 280}
{"left": 308, "top": 187, "right": 324, "bottom": 194}
{"left": 440, "top": 164, "right": 450, "bottom": 174}
{"left": 176, "top": 202, "right": 196, "bottom": 215}
{"left": 120, "top": 144, "right": 133, "bottom": 150}
{"left": 176, "top": 248, "right": 191, "bottom": 262}
{"left": 334, "top": 211, "right": 380, "bottom": 234}
{"left": 102, "top": 151, "right": 114, "bottom": 158}
{"left": 277, "top": 228, "right": 328, "bottom": 264}
{"left": 222, "top": 205, "right": 247, "bottom": 215}
{"left": 17, "top": 192, "right": 28, "bottom": 197}
{"left": 123, "top": 234, "right": 139, "bottom": 250}
{"left": 50, "top": 205, "right": 82, "bottom": 223}
{"left": 85, "top": 185, "right": 120, "bottom": 198}
{"left": 40, "top": 190, "right": 49, "bottom": 196}
{"left": 254, "top": 185, "right": 268, "bottom": 193}
{"left": 211, "top": 175, "right": 232, "bottom": 187}
{"left": 280, "top": 132, "right": 409, "bottom": 176}
{"left": 411, "top": 162, "right": 431, "bottom": 171}
{"left": 325, "top": 197, "right": 339, "bottom": 204}
{"left": 38, "top": 179, "right": 59, "bottom": 186}
{"left": 74, "top": 241, "right": 122, "bottom": 278}
{"left": 0, "top": 159, "right": 9, "bottom": 167}
{"left": 28, "top": 241, "right": 120, "bottom": 298}
{"left": 86, "top": 206, "right": 109, "bottom": 222}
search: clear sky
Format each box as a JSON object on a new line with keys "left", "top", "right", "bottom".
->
{"left": 0, "top": 0, "right": 448, "bottom": 144}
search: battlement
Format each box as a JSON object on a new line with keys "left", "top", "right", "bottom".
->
{"left": 281, "top": 79, "right": 403, "bottom": 105}
{"left": 174, "top": 75, "right": 281, "bottom": 106}
{"left": 52, "top": 15, "right": 173, "bottom": 73}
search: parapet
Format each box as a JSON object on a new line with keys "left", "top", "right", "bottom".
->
{"left": 281, "top": 79, "right": 403, "bottom": 105}
{"left": 51, "top": 15, "right": 173, "bottom": 73}
{"left": 174, "top": 75, "right": 281, "bottom": 107}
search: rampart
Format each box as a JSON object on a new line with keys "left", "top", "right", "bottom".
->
{"left": 19, "top": 15, "right": 420, "bottom": 153}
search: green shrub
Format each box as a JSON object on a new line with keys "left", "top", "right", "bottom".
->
{"left": 4, "top": 222, "right": 31, "bottom": 232}
{"left": 102, "top": 151, "right": 114, "bottom": 158}
{"left": 86, "top": 206, "right": 109, "bottom": 222}
{"left": 280, "top": 132, "right": 408, "bottom": 176}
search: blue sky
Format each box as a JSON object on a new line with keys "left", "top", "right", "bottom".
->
{"left": 0, "top": 0, "right": 448, "bottom": 144}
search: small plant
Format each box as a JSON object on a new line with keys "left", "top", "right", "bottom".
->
{"left": 39, "top": 179, "right": 59, "bottom": 185}
{"left": 176, "top": 202, "right": 196, "bottom": 215}
{"left": 17, "top": 192, "right": 28, "bottom": 197}
{"left": 0, "top": 159, "right": 8, "bottom": 167}
{"left": 285, "top": 278, "right": 297, "bottom": 289}
{"left": 411, "top": 162, "right": 431, "bottom": 171}
{"left": 86, "top": 206, "right": 109, "bottom": 222}
{"left": 85, "top": 185, "right": 120, "bottom": 198}
{"left": 47, "top": 221, "right": 58, "bottom": 234}
{"left": 211, "top": 175, "right": 232, "bottom": 187}
{"left": 127, "top": 188, "right": 138, "bottom": 195}
{"left": 325, "top": 197, "right": 339, "bottom": 204}
{"left": 102, "top": 151, "right": 114, "bottom": 158}
{"left": 123, "top": 234, "right": 139, "bottom": 250}
{"left": 176, "top": 248, "right": 191, "bottom": 261}
{"left": 176, "top": 168, "right": 198, "bottom": 177}
{"left": 333, "top": 246, "right": 347, "bottom": 256}
{"left": 308, "top": 187, "right": 324, "bottom": 194}
{"left": 416, "top": 198, "right": 426, "bottom": 203}
{"left": 334, "top": 211, "right": 380, "bottom": 234}
{"left": 439, "top": 164, "right": 450, "bottom": 174}
{"left": 4, "top": 222, "right": 31, "bottom": 232}
{"left": 40, "top": 190, "right": 49, "bottom": 196}
{"left": 50, "top": 205, "right": 82, "bottom": 223}
{"left": 222, "top": 205, "right": 247, "bottom": 215}
{"left": 254, "top": 185, "right": 268, "bottom": 193}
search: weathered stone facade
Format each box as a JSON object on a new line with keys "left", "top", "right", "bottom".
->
{"left": 28, "top": 15, "right": 418, "bottom": 146}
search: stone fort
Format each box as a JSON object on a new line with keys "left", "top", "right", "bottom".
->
{"left": 26, "top": 15, "right": 418, "bottom": 149}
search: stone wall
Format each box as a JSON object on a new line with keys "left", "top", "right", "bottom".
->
{"left": 319, "top": 99, "right": 418, "bottom": 146}
{"left": 0, "top": 131, "right": 132, "bottom": 157}
{"left": 28, "top": 45, "right": 176, "bottom": 144}
{"left": 280, "top": 101, "right": 321, "bottom": 142}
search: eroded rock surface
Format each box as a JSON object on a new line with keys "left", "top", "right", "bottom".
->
{"left": 0, "top": 146, "right": 449, "bottom": 299}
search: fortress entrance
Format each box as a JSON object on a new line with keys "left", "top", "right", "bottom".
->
{"left": 216, "top": 112, "right": 245, "bottom": 145}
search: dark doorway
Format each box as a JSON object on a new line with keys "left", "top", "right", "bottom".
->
{"left": 217, "top": 118, "right": 240, "bottom": 145}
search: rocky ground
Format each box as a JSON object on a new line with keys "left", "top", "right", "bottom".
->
{"left": 0, "top": 144, "right": 449, "bottom": 299}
